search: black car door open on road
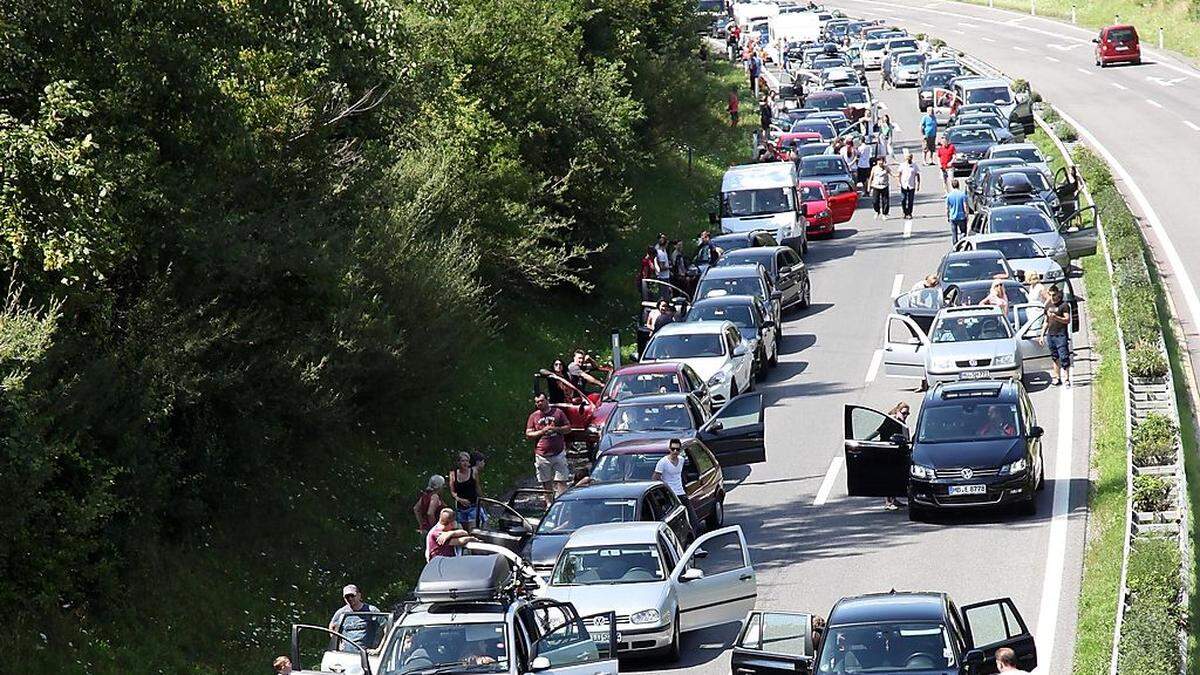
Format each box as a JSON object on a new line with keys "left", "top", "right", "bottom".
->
{"left": 732, "top": 611, "right": 815, "bottom": 675}
{"left": 698, "top": 392, "right": 767, "bottom": 465}
{"left": 961, "top": 597, "right": 1038, "bottom": 674}
{"left": 843, "top": 405, "right": 910, "bottom": 498}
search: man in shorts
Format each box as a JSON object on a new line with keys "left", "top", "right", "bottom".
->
{"left": 1045, "top": 285, "right": 1073, "bottom": 386}
{"left": 920, "top": 106, "right": 937, "bottom": 165}
{"left": 526, "top": 393, "right": 572, "bottom": 501}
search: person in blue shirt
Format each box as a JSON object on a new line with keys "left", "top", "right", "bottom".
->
{"left": 920, "top": 107, "right": 937, "bottom": 165}
{"left": 945, "top": 178, "right": 969, "bottom": 244}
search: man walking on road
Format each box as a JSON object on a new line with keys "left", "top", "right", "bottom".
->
{"left": 868, "top": 156, "right": 892, "bottom": 221}
{"left": 994, "top": 647, "right": 1031, "bottom": 674}
{"left": 1045, "top": 285, "right": 1073, "bottom": 387}
{"left": 945, "top": 179, "right": 969, "bottom": 244}
{"left": 526, "top": 393, "right": 572, "bottom": 499}
{"left": 936, "top": 135, "right": 956, "bottom": 189}
{"left": 652, "top": 438, "right": 698, "bottom": 536}
{"left": 920, "top": 107, "right": 937, "bottom": 165}
{"left": 898, "top": 151, "right": 920, "bottom": 220}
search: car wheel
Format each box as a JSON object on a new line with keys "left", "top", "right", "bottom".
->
{"left": 1017, "top": 497, "right": 1037, "bottom": 517}
{"left": 1133, "top": 57, "right": 1142, "bottom": 65}
{"left": 800, "top": 279, "right": 811, "bottom": 309}
{"left": 908, "top": 505, "right": 928, "bottom": 522}
{"left": 663, "top": 612, "right": 681, "bottom": 662}
{"left": 1037, "top": 458, "right": 1046, "bottom": 491}
{"left": 769, "top": 340, "right": 779, "bottom": 367}
{"left": 706, "top": 493, "right": 726, "bottom": 529}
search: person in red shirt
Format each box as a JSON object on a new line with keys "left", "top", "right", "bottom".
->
{"left": 426, "top": 508, "right": 475, "bottom": 561}
{"left": 637, "top": 246, "right": 656, "bottom": 299}
{"left": 525, "top": 393, "right": 572, "bottom": 502}
{"left": 935, "top": 135, "right": 956, "bottom": 190}
{"left": 727, "top": 87, "right": 740, "bottom": 127}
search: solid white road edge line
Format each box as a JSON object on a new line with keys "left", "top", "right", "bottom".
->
{"left": 1074, "top": 67, "right": 1093, "bottom": 76}
{"left": 1033, "top": 384, "right": 1074, "bottom": 675}
{"left": 1146, "top": 98, "right": 1164, "bottom": 109}
{"left": 865, "top": 348, "right": 883, "bottom": 383}
{"left": 1054, "top": 106, "right": 1200, "bottom": 357}
{"left": 1045, "top": 56, "right": 1060, "bottom": 63}
{"left": 980, "top": 36, "right": 996, "bottom": 42}
{"left": 1185, "top": 120, "right": 1200, "bottom": 132}
{"left": 891, "top": 274, "right": 905, "bottom": 298}
{"left": 814, "top": 456, "right": 844, "bottom": 506}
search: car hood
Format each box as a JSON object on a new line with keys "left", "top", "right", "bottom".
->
{"left": 541, "top": 582, "right": 673, "bottom": 618}
{"left": 660, "top": 355, "right": 728, "bottom": 382}
{"left": 954, "top": 141, "right": 996, "bottom": 154}
{"left": 926, "top": 338, "right": 1016, "bottom": 362}
{"left": 721, "top": 211, "right": 795, "bottom": 235}
{"left": 525, "top": 533, "right": 571, "bottom": 569}
{"left": 1005, "top": 257, "right": 1062, "bottom": 280}
{"left": 804, "top": 198, "right": 831, "bottom": 214}
{"left": 1024, "top": 231, "right": 1066, "bottom": 253}
{"left": 914, "top": 436, "right": 1026, "bottom": 469}
{"left": 598, "top": 428, "right": 695, "bottom": 452}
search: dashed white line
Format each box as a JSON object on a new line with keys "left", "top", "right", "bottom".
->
{"left": 865, "top": 348, "right": 883, "bottom": 383}
{"left": 1110, "top": 82, "right": 1128, "bottom": 91}
{"left": 959, "top": 21, "right": 980, "bottom": 27}
{"left": 891, "top": 274, "right": 905, "bottom": 298}
{"left": 813, "top": 456, "right": 844, "bottom": 506}
{"left": 920, "top": 21, "right": 935, "bottom": 27}
{"left": 1185, "top": 120, "right": 1200, "bottom": 132}
{"left": 948, "top": 28, "right": 965, "bottom": 34}
{"left": 1146, "top": 98, "right": 1164, "bottom": 109}
{"left": 980, "top": 36, "right": 996, "bottom": 42}
{"left": 903, "top": 220, "right": 913, "bottom": 239}
{"left": 1034, "top": 385, "right": 1075, "bottom": 675}
{"left": 1012, "top": 45, "right": 1028, "bottom": 52}
{"left": 1075, "top": 67, "right": 1094, "bottom": 76}
{"left": 1045, "top": 56, "right": 1060, "bottom": 63}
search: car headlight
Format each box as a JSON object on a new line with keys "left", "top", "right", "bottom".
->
{"left": 1049, "top": 242, "right": 1067, "bottom": 256}
{"left": 817, "top": 209, "right": 832, "bottom": 219}
{"left": 994, "top": 353, "right": 1015, "bottom": 366}
{"left": 910, "top": 464, "right": 934, "bottom": 479}
{"left": 630, "top": 609, "right": 661, "bottom": 625}
{"left": 708, "top": 371, "right": 728, "bottom": 386}
{"left": 953, "top": 152, "right": 964, "bottom": 161}
{"left": 999, "top": 458, "right": 1028, "bottom": 476}
{"left": 931, "top": 357, "right": 955, "bottom": 370}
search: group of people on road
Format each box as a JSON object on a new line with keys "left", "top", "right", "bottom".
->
{"left": 637, "top": 232, "right": 690, "bottom": 298}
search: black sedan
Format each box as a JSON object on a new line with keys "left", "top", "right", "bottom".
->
{"left": 715, "top": 246, "right": 811, "bottom": 312}
{"left": 945, "top": 124, "right": 1001, "bottom": 176}
{"left": 955, "top": 112, "right": 1016, "bottom": 143}
{"left": 966, "top": 158, "right": 1024, "bottom": 210}
{"left": 983, "top": 166, "right": 1060, "bottom": 215}
{"left": 918, "top": 70, "right": 955, "bottom": 111}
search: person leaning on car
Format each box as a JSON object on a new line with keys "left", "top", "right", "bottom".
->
{"left": 526, "top": 393, "right": 572, "bottom": 499}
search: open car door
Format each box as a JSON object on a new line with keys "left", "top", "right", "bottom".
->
{"left": 1059, "top": 205, "right": 1098, "bottom": 259}
{"left": 291, "top": 624, "right": 374, "bottom": 675}
{"left": 1013, "top": 303, "right": 1050, "bottom": 366}
{"left": 824, "top": 178, "right": 858, "bottom": 223}
{"left": 1009, "top": 94, "right": 1035, "bottom": 136}
{"left": 732, "top": 611, "right": 815, "bottom": 675}
{"left": 697, "top": 392, "right": 766, "bottom": 465}
{"left": 527, "top": 600, "right": 619, "bottom": 675}
{"left": 882, "top": 314, "right": 929, "bottom": 379}
{"left": 1053, "top": 166, "right": 1080, "bottom": 216}
{"left": 843, "top": 405, "right": 909, "bottom": 498}
{"left": 672, "top": 525, "right": 757, "bottom": 632}
{"left": 960, "top": 597, "right": 1037, "bottom": 675}
{"left": 472, "top": 498, "right": 535, "bottom": 553}
{"left": 638, "top": 279, "right": 692, "bottom": 355}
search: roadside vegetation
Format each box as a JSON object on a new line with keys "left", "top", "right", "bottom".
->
{"left": 0, "top": 2, "right": 748, "bottom": 672}
{"left": 954, "top": 0, "right": 1200, "bottom": 60}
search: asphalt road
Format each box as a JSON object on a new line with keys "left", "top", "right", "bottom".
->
{"left": 826, "top": 0, "right": 1200, "bottom": 408}
{"left": 630, "top": 69, "right": 1093, "bottom": 675}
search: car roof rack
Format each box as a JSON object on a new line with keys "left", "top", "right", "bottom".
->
{"left": 414, "top": 554, "right": 520, "bottom": 604}
{"left": 937, "top": 381, "right": 1006, "bottom": 399}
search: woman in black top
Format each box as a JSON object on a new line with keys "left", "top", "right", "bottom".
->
{"left": 450, "top": 451, "right": 483, "bottom": 528}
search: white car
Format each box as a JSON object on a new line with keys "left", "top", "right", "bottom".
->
{"left": 541, "top": 522, "right": 756, "bottom": 660}
{"left": 640, "top": 320, "right": 755, "bottom": 406}
{"left": 985, "top": 143, "right": 1052, "bottom": 178}
{"left": 953, "top": 232, "right": 1066, "bottom": 283}
{"left": 862, "top": 39, "right": 888, "bottom": 69}
{"left": 883, "top": 305, "right": 1050, "bottom": 385}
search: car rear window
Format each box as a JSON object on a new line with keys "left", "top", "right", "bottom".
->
{"left": 801, "top": 156, "right": 848, "bottom": 176}
{"left": 808, "top": 93, "right": 848, "bottom": 111}
{"left": 923, "top": 71, "right": 954, "bottom": 87}
{"left": 947, "top": 127, "right": 994, "bottom": 144}
{"left": 965, "top": 85, "right": 1013, "bottom": 104}
{"left": 1108, "top": 27, "right": 1136, "bottom": 42}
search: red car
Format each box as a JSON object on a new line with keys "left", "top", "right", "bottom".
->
{"left": 798, "top": 180, "right": 836, "bottom": 237}
{"left": 592, "top": 362, "right": 714, "bottom": 435}
{"left": 1094, "top": 25, "right": 1141, "bottom": 67}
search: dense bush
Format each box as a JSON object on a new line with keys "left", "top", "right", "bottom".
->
{"left": 1040, "top": 106, "right": 1060, "bottom": 124}
{"left": 1133, "top": 474, "right": 1174, "bottom": 512}
{"left": 1118, "top": 536, "right": 1182, "bottom": 675}
{"left": 1054, "top": 120, "right": 1079, "bottom": 142}
{"left": 1132, "top": 413, "right": 1179, "bottom": 466}
{"left": 1127, "top": 342, "right": 1169, "bottom": 379}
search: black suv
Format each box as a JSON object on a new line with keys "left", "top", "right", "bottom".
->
{"left": 731, "top": 590, "right": 1037, "bottom": 674}
{"left": 842, "top": 380, "right": 1045, "bottom": 521}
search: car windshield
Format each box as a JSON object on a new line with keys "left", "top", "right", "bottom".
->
{"left": 536, "top": 498, "right": 638, "bottom": 534}
{"left": 956, "top": 283, "right": 1029, "bottom": 306}
{"left": 897, "top": 53, "right": 922, "bottom": 65}
{"left": 918, "top": 403, "right": 1021, "bottom": 442}
{"left": 864, "top": 41, "right": 885, "bottom": 51}
{"left": 605, "top": 401, "right": 695, "bottom": 434}
{"left": 791, "top": 121, "right": 835, "bottom": 139}
{"left": 698, "top": 276, "right": 767, "bottom": 300}
{"left": 947, "top": 128, "right": 994, "bottom": 144}
{"left": 590, "top": 452, "right": 673, "bottom": 482}
{"left": 602, "top": 372, "right": 680, "bottom": 401}
{"left": 801, "top": 156, "right": 847, "bottom": 176}
{"left": 990, "top": 210, "right": 1055, "bottom": 234}
{"left": 931, "top": 314, "right": 1012, "bottom": 343}
{"left": 379, "top": 623, "right": 509, "bottom": 675}
{"left": 993, "top": 147, "right": 1044, "bottom": 164}
{"left": 800, "top": 185, "right": 826, "bottom": 201}
{"left": 722, "top": 188, "right": 794, "bottom": 217}
{"left": 839, "top": 89, "right": 868, "bottom": 104}
{"left": 552, "top": 545, "right": 666, "bottom": 585}
{"left": 922, "top": 71, "right": 953, "bottom": 87}
{"left": 809, "top": 94, "right": 847, "bottom": 111}
{"left": 941, "top": 256, "right": 1007, "bottom": 282}
{"left": 966, "top": 85, "right": 1013, "bottom": 104}
{"left": 815, "top": 622, "right": 956, "bottom": 673}
{"left": 977, "top": 237, "right": 1043, "bottom": 259}
{"left": 689, "top": 303, "right": 756, "bottom": 330}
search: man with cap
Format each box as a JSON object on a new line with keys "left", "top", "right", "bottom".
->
{"left": 330, "top": 584, "right": 381, "bottom": 651}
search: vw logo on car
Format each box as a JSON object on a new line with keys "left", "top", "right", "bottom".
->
{"left": 961, "top": 468, "right": 974, "bottom": 480}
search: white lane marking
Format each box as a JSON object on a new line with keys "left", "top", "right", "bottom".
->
{"left": 1110, "top": 82, "right": 1128, "bottom": 91}
{"left": 1075, "top": 67, "right": 1094, "bottom": 76}
{"left": 1146, "top": 98, "right": 1164, "bottom": 108}
{"left": 903, "top": 220, "right": 913, "bottom": 238}
{"left": 1185, "top": 120, "right": 1200, "bottom": 131}
{"left": 891, "top": 274, "right": 905, "bottom": 298}
{"left": 958, "top": 20, "right": 980, "bottom": 27}
{"left": 1055, "top": 107, "right": 1200, "bottom": 394}
{"left": 814, "top": 456, "right": 844, "bottom": 506}
{"left": 1044, "top": 56, "right": 1060, "bottom": 63}
{"left": 1012, "top": 45, "right": 1028, "bottom": 52}
{"left": 948, "top": 28, "right": 965, "bottom": 34}
{"left": 865, "top": 348, "right": 883, "bottom": 383}
{"left": 981, "top": 36, "right": 996, "bottom": 42}
{"left": 1147, "top": 75, "right": 1187, "bottom": 87}
{"left": 1034, "top": 384, "right": 1074, "bottom": 675}
{"left": 920, "top": 21, "right": 935, "bottom": 27}
{"left": 1047, "top": 42, "right": 1084, "bottom": 51}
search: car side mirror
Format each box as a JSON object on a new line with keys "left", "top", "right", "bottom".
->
{"left": 681, "top": 568, "right": 705, "bottom": 582}
{"left": 531, "top": 656, "right": 552, "bottom": 671}
{"left": 906, "top": 336, "right": 921, "bottom": 346}
{"left": 779, "top": 265, "right": 793, "bottom": 276}
{"left": 963, "top": 649, "right": 986, "bottom": 669}
{"left": 889, "top": 433, "right": 908, "bottom": 447}
{"left": 763, "top": 319, "right": 776, "bottom": 328}
{"left": 708, "top": 420, "right": 724, "bottom": 433}
{"left": 1015, "top": 269, "right": 1026, "bottom": 282}
{"left": 1092, "top": 37, "right": 1100, "bottom": 43}
{"left": 1029, "top": 425, "right": 1044, "bottom": 438}
{"left": 733, "top": 344, "right": 749, "bottom": 357}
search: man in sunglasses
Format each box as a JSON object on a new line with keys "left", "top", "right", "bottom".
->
{"left": 329, "top": 584, "right": 381, "bottom": 651}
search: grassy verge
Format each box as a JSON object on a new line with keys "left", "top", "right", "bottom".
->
{"left": 1027, "top": 126, "right": 1126, "bottom": 675}
{"left": 950, "top": 0, "right": 1200, "bottom": 61}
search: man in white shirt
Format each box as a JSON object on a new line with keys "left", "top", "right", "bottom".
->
{"left": 897, "top": 151, "right": 921, "bottom": 221}
{"left": 995, "top": 647, "right": 1031, "bottom": 674}
{"left": 652, "top": 439, "right": 697, "bottom": 536}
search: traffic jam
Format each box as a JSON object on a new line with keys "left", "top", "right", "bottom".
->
{"left": 283, "top": 3, "right": 1102, "bottom": 675}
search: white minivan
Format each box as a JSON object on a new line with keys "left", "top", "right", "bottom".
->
{"left": 717, "top": 162, "right": 808, "bottom": 254}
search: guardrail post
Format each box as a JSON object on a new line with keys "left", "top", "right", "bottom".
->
{"left": 1071, "top": 4, "right": 1077, "bottom": 23}
{"left": 1115, "top": 13, "right": 1120, "bottom": 24}
{"left": 610, "top": 329, "right": 622, "bottom": 369}
{"left": 1159, "top": 26, "right": 1164, "bottom": 49}
{"left": 1030, "top": 0, "right": 1036, "bottom": 15}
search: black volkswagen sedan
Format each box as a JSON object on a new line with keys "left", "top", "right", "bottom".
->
{"left": 715, "top": 246, "right": 811, "bottom": 312}
{"left": 842, "top": 379, "right": 1044, "bottom": 521}
{"left": 946, "top": 124, "right": 1001, "bottom": 176}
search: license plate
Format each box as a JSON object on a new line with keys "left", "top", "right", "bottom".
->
{"left": 1116, "top": 45, "right": 1129, "bottom": 50}
{"left": 960, "top": 369, "right": 990, "bottom": 380}
{"left": 589, "top": 630, "right": 621, "bottom": 641}
{"left": 949, "top": 484, "right": 987, "bottom": 496}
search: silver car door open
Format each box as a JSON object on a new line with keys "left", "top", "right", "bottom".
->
{"left": 882, "top": 313, "right": 929, "bottom": 379}
{"left": 672, "top": 525, "right": 757, "bottom": 633}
